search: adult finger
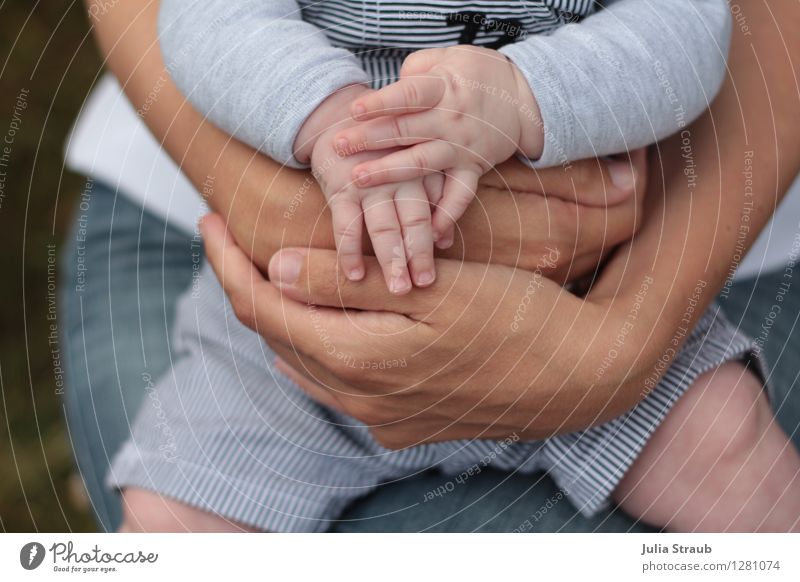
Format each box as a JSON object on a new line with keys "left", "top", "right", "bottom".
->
{"left": 200, "top": 212, "right": 264, "bottom": 294}
{"left": 352, "top": 76, "right": 446, "bottom": 120}
{"left": 274, "top": 355, "right": 346, "bottom": 412}
{"left": 479, "top": 150, "right": 645, "bottom": 207}
{"left": 268, "top": 246, "right": 445, "bottom": 317}
{"left": 200, "top": 213, "right": 323, "bottom": 350}
{"left": 570, "top": 151, "right": 641, "bottom": 206}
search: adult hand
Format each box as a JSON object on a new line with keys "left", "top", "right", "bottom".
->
{"left": 235, "top": 152, "right": 645, "bottom": 284}
{"left": 201, "top": 150, "right": 647, "bottom": 448}
{"left": 200, "top": 209, "right": 649, "bottom": 449}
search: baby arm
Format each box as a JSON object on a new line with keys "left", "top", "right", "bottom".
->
{"left": 498, "top": 0, "right": 733, "bottom": 167}
{"left": 158, "top": 0, "right": 369, "bottom": 167}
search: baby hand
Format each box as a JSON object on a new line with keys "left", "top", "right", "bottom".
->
{"left": 297, "top": 85, "right": 443, "bottom": 293}
{"left": 311, "top": 128, "right": 444, "bottom": 294}
{"left": 333, "top": 45, "right": 543, "bottom": 241}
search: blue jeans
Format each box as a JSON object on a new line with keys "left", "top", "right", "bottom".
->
{"left": 60, "top": 181, "right": 800, "bottom": 532}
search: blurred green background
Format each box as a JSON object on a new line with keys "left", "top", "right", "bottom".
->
{"left": 1, "top": 2, "right": 100, "bottom": 531}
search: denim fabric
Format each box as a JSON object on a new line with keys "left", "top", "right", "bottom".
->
{"left": 60, "top": 180, "right": 800, "bottom": 532}
{"left": 60, "top": 180, "right": 197, "bottom": 531}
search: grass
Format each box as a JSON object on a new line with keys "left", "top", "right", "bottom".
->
{"left": 1, "top": 1, "right": 101, "bottom": 531}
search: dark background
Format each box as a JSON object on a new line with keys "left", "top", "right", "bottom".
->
{"left": 1, "top": 2, "right": 100, "bottom": 531}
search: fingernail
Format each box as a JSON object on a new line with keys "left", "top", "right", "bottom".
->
{"left": 348, "top": 267, "right": 364, "bottom": 281}
{"left": 416, "top": 270, "right": 435, "bottom": 286}
{"left": 270, "top": 250, "right": 303, "bottom": 285}
{"left": 335, "top": 138, "right": 350, "bottom": 154}
{"left": 435, "top": 236, "right": 453, "bottom": 250}
{"left": 608, "top": 161, "right": 635, "bottom": 191}
{"left": 355, "top": 171, "right": 370, "bottom": 186}
{"left": 389, "top": 276, "right": 411, "bottom": 295}
{"left": 352, "top": 103, "right": 366, "bottom": 119}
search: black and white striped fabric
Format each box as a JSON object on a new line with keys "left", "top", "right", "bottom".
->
{"left": 298, "top": 0, "right": 599, "bottom": 87}
{"left": 108, "top": 263, "right": 765, "bottom": 532}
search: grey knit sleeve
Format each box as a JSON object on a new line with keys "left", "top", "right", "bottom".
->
{"left": 500, "top": 0, "right": 732, "bottom": 167}
{"left": 158, "top": 0, "right": 369, "bottom": 168}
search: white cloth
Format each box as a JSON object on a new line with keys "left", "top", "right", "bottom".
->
{"left": 64, "top": 76, "right": 204, "bottom": 234}
{"left": 65, "top": 76, "right": 800, "bottom": 279}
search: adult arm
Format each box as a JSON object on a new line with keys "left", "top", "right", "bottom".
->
{"left": 502, "top": 0, "right": 732, "bottom": 166}
{"left": 202, "top": 0, "right": 800, "bottom": 446}
{"left": 84, "top": 0, "right": 640, "bottom": 278}
{"left": 592, "top": 0, "right": 800, "bottom": 358}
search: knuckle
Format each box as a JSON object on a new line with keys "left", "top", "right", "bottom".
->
{"left": 230, "top": 295, "right": 256, "bottom": 329}
{"left": 447, "top": 72, "right": 461, "bottom": 95}
{"left": 368, "top": 96, "right": 384, "bottom": 114}
{"left": 401, "top": 49, "right": 428, "bottom": 76}
{"left": 461, "top": 135, "right": 478, "bottom": 157}
{"left": 401, "top": 213, "right": 431, "bottom": 230}
{"left": 400, "top": 56, "right": 417, "bottom": 77}
{"left": 390, "top": 116, "right": 406, "bottom": 140}
{"left": 364, "top": 188, "right": 393, "bottom": 204}
{"left": 449, "top": 109, "right": 465, "bottom": 124}
{"left": 411, "top": 149, "right": 429, "bottom": 171}
{"left": 311, "top": 270, "right": 341, "bottom": 299}
{"left": 349, "top": 129, "right": 366, "bottom": 149}
{"left": 366, "top": 220, "right": 400, "bottom": 239}
{"left": 333, "top": 222, "right": 358, "bottom": 242}
{"left": 303, "top": 257, "right": 339, "bottom": 298}
{"left": 571, "top": 161, "right": 592, "bottom": 188}
{"left": 403, "top": 81, "right": 421, "bottom": 107}
{"left": 328, "top": 190, "right": 354, "bottom": 209}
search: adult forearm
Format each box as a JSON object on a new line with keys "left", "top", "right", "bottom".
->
{"left": 85, "top": 0, "right": 328, "bottom": 271}
{"left": 591, "top": 0, "right": 800, "bottom": 384}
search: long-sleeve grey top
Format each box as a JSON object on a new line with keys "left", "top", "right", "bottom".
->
{"left": 158, "top": 0, "right": 731, "bottom": 169}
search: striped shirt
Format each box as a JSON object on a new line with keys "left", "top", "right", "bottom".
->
{"left": 109, "top": 261, "right": 765, "bottom": 532}
{"left": 298, "top": 0, "right": 596, "bottom": 84}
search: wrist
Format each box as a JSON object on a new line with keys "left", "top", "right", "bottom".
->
{"left": 506, "top": 58, "right": 544, "bottom": 161}
{"left": 294, "top": 83, "right": 372, "bottom": 164}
